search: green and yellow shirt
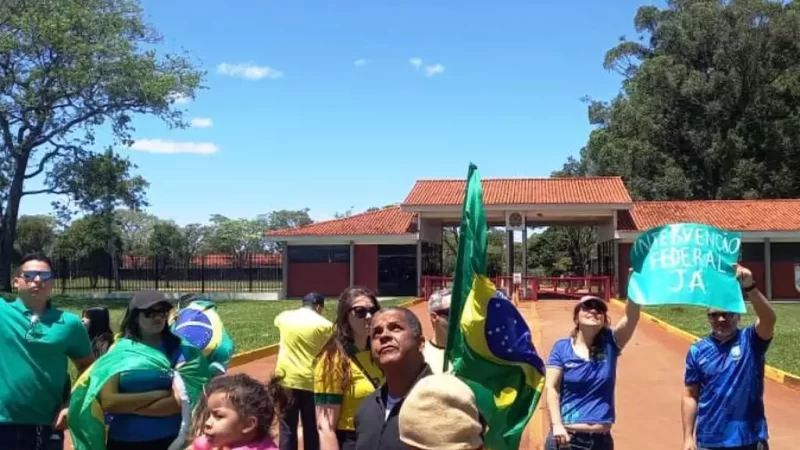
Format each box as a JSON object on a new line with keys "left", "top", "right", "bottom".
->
{"left": 313, "top": 343, "right": 383, "bottom": 431}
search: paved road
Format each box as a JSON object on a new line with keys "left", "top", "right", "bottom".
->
{"left": 534, "top": 300, "right": 799, "bottom": 450}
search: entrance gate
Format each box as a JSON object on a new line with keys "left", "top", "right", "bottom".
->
{"left": 420, "top": 275, "right": 611, "bottom": 302}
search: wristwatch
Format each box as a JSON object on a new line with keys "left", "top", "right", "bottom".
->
{"left": 743, "top": 283, "right": 757, "bottom": 292}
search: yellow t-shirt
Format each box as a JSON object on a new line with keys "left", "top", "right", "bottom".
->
{"left": 313, "top": 344, "right": 384, "bottom": 431}
{"left": 274, "top": 307, "right": 333, "bottom": 391}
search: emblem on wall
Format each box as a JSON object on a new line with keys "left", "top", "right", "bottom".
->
{"left": 506, "top": 212, "right": 525, "bottom": 231}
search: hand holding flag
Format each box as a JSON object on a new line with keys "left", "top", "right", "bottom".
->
{"left": 444, "top": 163, "right": 546, "bottom": 450}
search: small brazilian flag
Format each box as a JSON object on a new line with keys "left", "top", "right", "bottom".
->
{"left": 444, "top": 163, "right": 546, "bottom": 450}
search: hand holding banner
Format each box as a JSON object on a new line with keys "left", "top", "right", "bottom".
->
{"left": 628, "top": 223, "right": 746, "bottom": 313}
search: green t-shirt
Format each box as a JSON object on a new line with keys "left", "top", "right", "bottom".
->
{"left": 0, "top": 298, "right": 92, "bottom": 425}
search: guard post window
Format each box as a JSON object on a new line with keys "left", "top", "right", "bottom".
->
{"left": 287, "top": 245, "right": 351, "bottom": 263}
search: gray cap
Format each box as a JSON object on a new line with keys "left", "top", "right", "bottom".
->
{"left": 129, "top": 290, "right": 172, "bottom": 311}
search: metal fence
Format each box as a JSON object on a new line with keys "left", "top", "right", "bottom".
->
{"left": 50, "top": 253, "right": 283, "bottom": 293}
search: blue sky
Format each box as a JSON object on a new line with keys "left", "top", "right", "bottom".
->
{"left": 20, "top": 0, "right": 662, "bottom": 225}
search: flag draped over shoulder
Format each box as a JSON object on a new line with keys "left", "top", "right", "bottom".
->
{"left": 171, "top": 299, "right": 236, "bottom": 376}
{"left": 444, "top": 164, "right": 546, "bottom": 450}
{"left": 68, "top": 338, "right": 211, "bottom": 450}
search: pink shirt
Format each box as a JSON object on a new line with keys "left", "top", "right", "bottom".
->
{"left": 227, "top": 437, "right": 278, "bottom": 450}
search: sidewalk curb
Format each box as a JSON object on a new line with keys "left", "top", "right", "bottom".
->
{"left": 228, "top": 297, "right": 426, "bottom": 369}
{"left": 609, "top": 298, "right": 800, "bottom": 391}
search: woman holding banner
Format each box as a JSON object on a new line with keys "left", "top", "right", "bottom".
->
{"left": 544, "top": 294, "right": 641, "bottom": 450}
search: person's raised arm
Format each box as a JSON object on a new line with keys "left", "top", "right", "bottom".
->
{"left": 612, "top": 299, "right": 641, "bottom": 349}
{"left": 736, "top": 265, "right": 776, "bottom": 341}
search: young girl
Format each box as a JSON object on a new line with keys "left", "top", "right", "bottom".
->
{"left": 191, "top": 374, "right": 287, "bottom": 450}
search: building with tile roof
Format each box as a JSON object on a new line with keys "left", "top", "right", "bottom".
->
{"left": 265, "top": 177, "right": 800, "bottom": 300}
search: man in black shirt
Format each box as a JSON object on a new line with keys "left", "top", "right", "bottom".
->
{"left": 354, "top": 307, "right": 432, "bottom": 450}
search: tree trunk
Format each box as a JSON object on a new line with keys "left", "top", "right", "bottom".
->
{"left": 0, "top": 153, "right": 30, "bottom": 291}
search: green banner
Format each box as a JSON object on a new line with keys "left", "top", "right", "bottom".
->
{"left": 628, "top": 223, "right": 746, "bottom": 313}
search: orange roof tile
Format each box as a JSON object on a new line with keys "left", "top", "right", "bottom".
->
{"left": 402, "top": 177, "right": 632, "bottom": 206}
{"left": 265, "top": 206, "right": 416, "bottom": 237}
{"left": 618, "top": 200, "right": 800, "bottom": 232}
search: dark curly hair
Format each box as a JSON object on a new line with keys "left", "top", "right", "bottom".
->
{"left": 318, "top": 286, "right": 380, "bottom": 391}
{"left": 191, "top": 373, "right": 288, "bottom": 442}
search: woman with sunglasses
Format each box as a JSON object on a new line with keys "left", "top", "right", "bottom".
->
{"left": 314, "top": 286, "right": 384, "bottom": 450}
{"left": 544, "top": 295, "right": 641, "bottom": 450}
{"left": 98, "top": 290, "right": 184, "bottom": 450}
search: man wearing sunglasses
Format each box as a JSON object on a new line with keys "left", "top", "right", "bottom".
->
{"left": 682, "top": 264, "right": 777, "bottom": 450}
{"left": 0, "top": 253, "right": 94, "bottom": 450}
{"left": 423, "top": 288, "right": 452, "bottom": 375}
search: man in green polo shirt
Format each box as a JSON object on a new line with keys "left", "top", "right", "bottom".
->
{"left": 0, "top": 253, "right": 95, "bottom": 449}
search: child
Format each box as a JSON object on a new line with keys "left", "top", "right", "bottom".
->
{"left": 190, "top": 374, "right": 287, "bottom": 450}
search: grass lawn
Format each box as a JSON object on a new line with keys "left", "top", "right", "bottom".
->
{"left": 645, "top": 303, "right": 800, "bottom": 375}
{"left": 42, "top": 296, "right": 413, "bottom": 353}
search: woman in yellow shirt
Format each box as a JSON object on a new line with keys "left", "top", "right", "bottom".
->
{"left": 314, "top": 286, "right": 383, "bottom": 450}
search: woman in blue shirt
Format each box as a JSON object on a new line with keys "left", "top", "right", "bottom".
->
{"left": 544, "top": 295, "right": 641, "bottom": 450}
{"left": 99, "top": 290, "right": 183, "bottom": 450}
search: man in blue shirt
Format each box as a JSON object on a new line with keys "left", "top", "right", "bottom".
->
{"left": 682, "top": 264, "right": 776, "bottom": 450}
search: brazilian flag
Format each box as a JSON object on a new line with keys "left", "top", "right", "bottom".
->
{"left": 170, "top": 299, "right": 236, "bottom": 376}
{"left": 444, "top": 164, "right": 546, "bottom": 450}
{"left": 68, "top": 338, "right": 211, "bottom": 450}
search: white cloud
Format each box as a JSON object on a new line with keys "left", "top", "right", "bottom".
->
{"left": 409, "top": 58, "right": 423, "bottom": 70}
{"left": 216, "top": 62, "right": 283, "bottom": 80}
{"left": 169, "top": 93, "right": 191, "bottom": 104}
{"left": 129, "top": 139, "right": 219, "bottom": 155}
{"left": 424, "top": 64, "right": 445, "bottom": 77}
{"left": 190, "top": 117, "right": 213, "bottom": 128}
{"left": 354, "top": 58, "right": 369, "bottom": 67}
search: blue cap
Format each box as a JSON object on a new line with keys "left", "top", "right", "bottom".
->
{"left": 302, "top": 292, "right": 325, "bottom": 306}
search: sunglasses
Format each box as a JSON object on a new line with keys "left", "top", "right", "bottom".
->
{"left": 579, "top": 301, "right": 606, "bottom": 313}
{"left": 707, "top": 312, "right": 735, "bottom": 321}
{"left": 142, "top": 307, "right": 171, "bottom": 319}
{"left": 351, "top": 305, "right": 380, "bottom": 319}
{"left": 20, "top": 271, "right": 54, "bottom": 282}
{"left": 434, "top": 308, "right": 450, "bottom": 317}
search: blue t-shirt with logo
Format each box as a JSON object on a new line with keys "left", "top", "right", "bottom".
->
{"left": 546, "top": 328, "right": 619, "bottom": 425}
{"left": 684, "top": 326, "right": 770, "bottom": 448}
{"left": 106, "top": 344, "right": 183, "bottom": 442}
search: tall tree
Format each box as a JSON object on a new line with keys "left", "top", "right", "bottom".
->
{"left": 116, "top": 209, "right": 159, "bottom": 257}
{"left": 55, "top": 148, "right": 148, "bottom": 289}
{"left": 0, "top": 0, "right": 203, "bottom": 290}
{"left": 183, "top": 223, "right": 210, "bottom": 256}
{"left": 204, "top": 215, "right": 267, "bottom": 267}
{"left": 149, "top": 220, "right": 188, "bottom": 287}
{"left": 580, "top": 0, "right": 800, "bottom": 200}
{"left": 262, "top": 209, "right": 313, "bottom": 231}
{"left": 13, "top": 215, "right": 57, "bottom": 260}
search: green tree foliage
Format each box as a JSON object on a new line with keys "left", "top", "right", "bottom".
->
{"left": 580, "top": 0, "right": 800, "bottom": 200}
{"left": 13, "top": 215, "right": 57, "bottom": 261}
{"left": 0, "top": 0, "right": 204, "bottom": 289}
{"left": 117, "top": 210, "right": 160, "bottom": 256}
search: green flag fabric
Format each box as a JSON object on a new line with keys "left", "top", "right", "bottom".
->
{"left": 444, "top": 163, "right": 547, "bottom": 450}
{"left": 68, "top": 338, "right": 211, "bottom": 450}
{"left": 628, "top": 223, "right": 746, "bottom": 313}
